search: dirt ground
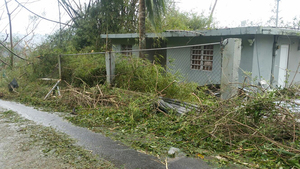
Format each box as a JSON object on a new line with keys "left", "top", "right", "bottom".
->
{"left": 0, "top": 110, "right": 115, "bottom": 169}
{"left": 0, "top": 120, "right": 74, "bottom": 169}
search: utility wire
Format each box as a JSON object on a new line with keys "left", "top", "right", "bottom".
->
{"left": 0, "top": 41, "right": 29, "bottom": 61}
{"left": 61, "top": 42, "right": 221, "bottom": 56}
{"left": 14, "top": 0, "right": 71, "bottom": 26}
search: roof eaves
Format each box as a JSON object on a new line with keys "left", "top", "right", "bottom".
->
{"left": 100, "top": 27, "right": 300, "bottom": 39}
{"left": 260, "top": 27, "right": 300, "bottom": 36}
{"left": 196, "top": 27, "right": 300, "bottom": 37}
{"left": 164, "top": 30, "right": 203, "bottom": 37}
{"left": 100, "top": 33, "right": 139, "bottom": 39}
{"left": 100, "top": 30, "right": 203, "bottom": 39}
{"left": 197, "top": 27, "right": 262, "bottom": 36}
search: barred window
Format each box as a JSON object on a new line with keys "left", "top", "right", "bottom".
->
{"left": 121, "top": 45, "right": 132, "bottom": 56}
{"left": 191, "top": 45, "right": 214, "bottom": 71}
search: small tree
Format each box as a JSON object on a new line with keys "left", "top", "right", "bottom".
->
{"left": 139, "top": 0, "right": 166, "bottom": 58}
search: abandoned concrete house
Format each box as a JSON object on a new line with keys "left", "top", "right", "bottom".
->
{"left": 101, "top": 27, "right": 300, "bottom": 88}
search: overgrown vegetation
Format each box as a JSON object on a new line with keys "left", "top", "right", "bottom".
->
{"left": 114, "top": 57, "right": 198, "bottom": 100}
{"left": 0, "top": 0, "right": 299, "bottom": 168}
{"left": 1, "top": 55, "right": 300, "bottom": 168}
{"left": 64, "top": 84, "right": 300, "bottom": 168}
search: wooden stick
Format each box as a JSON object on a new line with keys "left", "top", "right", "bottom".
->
{"left": 57, "top": 86, "right": 61, "bottom": 96}
{"left": 192, "top": 92, "right": 203, "bottom": 105}
{"left": 96, "top": 84, "right": 103, "bottom": 96}
{"left": 44, "top": 79, "right": 61, "bottom": 100}
{"left": 159, "top": 80, "right": 176, "bottom": 95}
{"left": 39, "top": 78, "right": 60, "bottom": 81}
{"left": 231, "top": 119, "right": 300, "bottom": 153}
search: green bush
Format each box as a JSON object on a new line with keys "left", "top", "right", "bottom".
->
{"left": 114, "top": 57, "right": 198, "bottom": 101}
{"left": 61, "top": 54, "right": 106, "bottom": 86}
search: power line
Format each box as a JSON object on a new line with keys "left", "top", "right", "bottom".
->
{"left": 14, "top": 0, "right": 71, "bottom": 26}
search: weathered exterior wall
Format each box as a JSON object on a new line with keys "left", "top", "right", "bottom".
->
{"left": 166, "top": 38, "right": 222, "bottom": 85}
{"left": 276, "top": 37, "right": 300, "bottom": 86}
{"left": 221, "top": 38, "right": 242, "bottom": 100}
{"left": 239, "top": 38, "right": 254, "bottom": 84}
{"left": 166, "top": 36, "right": 255, "bottom": 86}
{"left": 110, "top": 34, "right": 300, "bottom": 87}
{"left": 251, "top": 35, "right": 274, "bottom": 85}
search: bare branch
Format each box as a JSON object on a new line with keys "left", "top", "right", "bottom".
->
{"left": 13, "top": 18, "right": 42, "bottom": 47}
{"left": 15, "top": 0, "right": 71, "bottom": 26}
{"left": 0, "top": 58, "right": 10, "bottom": 66}
{"left": 0, "top": 40, "right": 29, "bottom": 61}
{"left": 1, "top": 31, "right": 9, "bottom": 43}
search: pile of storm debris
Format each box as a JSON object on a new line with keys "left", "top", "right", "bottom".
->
{"left": 157, "top": 97, "right": 199, "bottom": 115}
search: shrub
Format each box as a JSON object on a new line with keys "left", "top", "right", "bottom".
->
{"left": 114, "top": 57, "right": 198, "bottom": 101}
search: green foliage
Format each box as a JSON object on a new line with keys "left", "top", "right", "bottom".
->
{"left": 244, "top": 93, "right": 277, "bottom": 124}
{"left": 61, "top": 54, "right": 106, "bottom": 86}
{"left": 144, "top": 0, "right": 166, "bottom": 31}
{"left": 65, "top": 88, "right": 300, "bottom": 168}
{"left": 114, "top": 57, "right": 198, "bottom": 101}
{"left": 147, "top": 0, "right": 211, "bottom": 32}
{"left": 71, "top": 0, "right": 138, "bottom": 50}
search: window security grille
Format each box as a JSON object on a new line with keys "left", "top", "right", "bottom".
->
{"left": 191, "top": 45, "right": 213, "bottom": 71}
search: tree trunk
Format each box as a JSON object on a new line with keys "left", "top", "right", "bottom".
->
{"left": 139, "top": 0, "right": 146, "bottom": 59}
{"left": 4, "top": 0, "right": 13, "bottom": 68}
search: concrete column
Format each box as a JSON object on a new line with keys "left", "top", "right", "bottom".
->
{"left": 221, "top": 38, "right": 242, "bottom": 100}
{"left": 105, "top": 52, "right": 115, "bottom": 85}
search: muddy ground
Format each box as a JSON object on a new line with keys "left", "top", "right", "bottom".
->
{"left": 0, "top": 109, "right": 115, "bottom": 169}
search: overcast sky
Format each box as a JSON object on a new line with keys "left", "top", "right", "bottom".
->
{"left": 0, "top": 0, "right": 299, "bottom": 36}
{"left": 177, "top": 0, "right": 299, "bottom": 27}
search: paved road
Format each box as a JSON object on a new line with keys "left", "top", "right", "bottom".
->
{"left": 0, "top": 100, "right": 211, "bottom": 169}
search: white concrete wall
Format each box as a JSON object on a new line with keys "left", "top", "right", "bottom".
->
{"left": 110, "top": 34, "right": 300, "bottom": 87}
{"left": 239, "top": 39, "right": 254, "bottom": 84}
{"left": 165, "top": 36, "right": 256, "bottom": 86}
{"left": 221, "top": 38, "right": 242, "bottom": 100}
{"left": 167, "top": 44, "right": 222, "bottom": 85}
{"left": 251, "top": 35, "right": 274, "bottom": 85}
{"left": 276, "top": 37, "right": 300, "bottom": 86}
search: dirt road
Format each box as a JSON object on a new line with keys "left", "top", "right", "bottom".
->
{"left": 0, "top": 109, "right": 115, "bottom": 169}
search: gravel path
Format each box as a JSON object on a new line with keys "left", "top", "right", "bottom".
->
{"left": 0, "top": 108, "right": 115, "bottom": 169}
{"left": 0, "top": 115, "right": 73, "bottom": 168}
